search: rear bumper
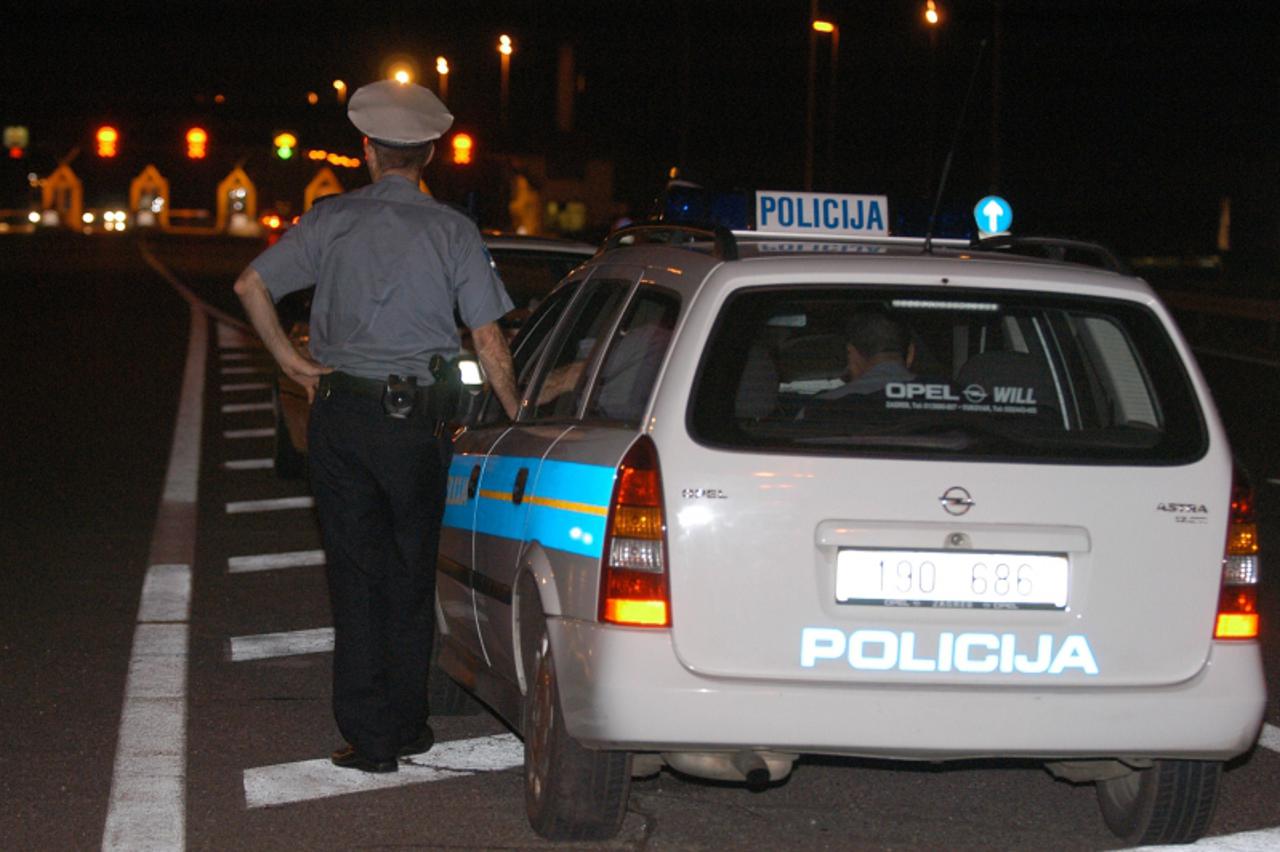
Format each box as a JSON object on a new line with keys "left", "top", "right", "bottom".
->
{"left": 548, "top": 618, "right": 1266, "bottom": 761}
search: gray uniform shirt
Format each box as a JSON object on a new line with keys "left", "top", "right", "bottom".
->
{"left": 252, "top": 175, "right": 513, "bottom": 382}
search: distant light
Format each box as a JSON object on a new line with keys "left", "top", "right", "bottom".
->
{"left": 186, "top": 126, "right": 208, "bottom": 159}
{"left": 274, "top": 132, "right": 298, "bottom": 160}
{"left": 28, "top": 211, "right": 40, "bottom": 224}
{"left": 498, "top": 34, "right": 513, "bottom": 56}
{"left": 214, "top": 93, "right": 226, "bottom": 104}
{"left": 924, "top": 0, "right": 940, "bottom": 26}
{"left": 812, "top": 20, "right": 835, "bottom": 33}
{"left": 451, "top": 132, "right": 473, "bottom": 165}
{"left": 306, "top": 91, "right": 319, "bottom": 105}
{"left": 333, "top": 80, "right": 347, "bottom": 103}
{"left": 82, "top": 212, "right": 95, "bottom": 224}
{"left": 436, "top": 56, "right": 449, "bottom": 75}
{"left": 96, "top": 125, "right": 119, "bottom": 158}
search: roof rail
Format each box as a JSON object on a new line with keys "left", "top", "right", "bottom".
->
{"left": 740, "top": 230, "right": 970, "bottom": 249}
{"left": 974, "top": 235, "right": 1128, "bottom": 274}
{"left": 601, "top": 223, "right": 739, "bottom": 260}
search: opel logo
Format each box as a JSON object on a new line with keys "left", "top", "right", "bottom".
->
{"left": 962, "top": 384, "right": 987, "bottom": 403}
{"left": 939, "top": 486, "right": 975, "bottom": 516}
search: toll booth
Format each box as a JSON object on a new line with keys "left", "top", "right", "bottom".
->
{"left": 304, "top": 167, "right": 342, "bottom": 211}
{"left": 216, "top": 167, "right": 258, "bottom": 235}
{"left": 41, "top": 164, "right": 82, "bottom": 229}
{"left": 130, "top": 165, "right": 170, "bottom": 229}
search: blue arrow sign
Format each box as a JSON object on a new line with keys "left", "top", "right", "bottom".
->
{"left": 974, "top": 195, "right": 1012, "bottom": 235}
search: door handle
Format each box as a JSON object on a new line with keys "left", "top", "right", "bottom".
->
{"left": 467, "top": 464, "right": 481, "bottom": 499}
{"left": 512, "top": 467, "right": 529, "bottom": 505}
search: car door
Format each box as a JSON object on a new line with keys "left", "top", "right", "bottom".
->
{"left": 438, "top": 280, "right": 584, "bottom": 662}
{"left": 470, "top": 271, "right": 641, "bottom": 680}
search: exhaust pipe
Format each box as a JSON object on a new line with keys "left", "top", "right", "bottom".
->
{"left": 731, "top": 750, "right": 771, "bottom": 790}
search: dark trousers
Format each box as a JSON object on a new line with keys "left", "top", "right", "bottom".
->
{"left": 308, "top": 389, "right": 451, "bottom": 762}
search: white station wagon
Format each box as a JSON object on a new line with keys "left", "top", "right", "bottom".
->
{"left": 434, "top": 222, "right": 1265, "bottom": 844}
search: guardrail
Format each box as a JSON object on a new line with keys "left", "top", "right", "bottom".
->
{"left": 1159, "top": 290, "right": 1280, "bottom": 355}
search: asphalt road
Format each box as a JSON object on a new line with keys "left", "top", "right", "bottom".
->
{"left": 1, "top": 231, "right": 1277, "bottom": 850}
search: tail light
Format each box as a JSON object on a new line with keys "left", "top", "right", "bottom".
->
{"left": 599, "top": 437, "right": 670, "bottom": 627}
{"left": 1215, "top": 470, "right": 1260, "bottom": 639}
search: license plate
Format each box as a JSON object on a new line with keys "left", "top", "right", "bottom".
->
{"left": 835, "top": 549, "right": 1069, "bottom": 609}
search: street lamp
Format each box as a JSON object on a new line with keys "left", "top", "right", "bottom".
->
{"left": 924, "top": 0, "right": 941, "bottom": 26}
{"left": 498, "top": 34, "right": 513, "bottom": 130}
{"left": 435, "top": 56, "right": 450, "bottom": 102}
{"left": 806, "top": 18, "right": 839, "bottom": 190}
{"left": 333, "top": 79, "right": 347, "bottom": 103}
{"left": 389, "top": 63, "right": 414, "bottom": 85}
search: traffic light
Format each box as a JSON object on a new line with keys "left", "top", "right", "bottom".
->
{"left": 273, "top": 132, "right": 297, "bottom": 160}
{"left": 186, "top": 127, "right": 208, "bottom": 159}
{"left": 4, "top": 126, "right": 28, "bottom": 159}
{"left": 96, "top": 125, "right": 119, "bottom": 158}
{"left": 451, "top": 132, "right": 473, "bottom": 165}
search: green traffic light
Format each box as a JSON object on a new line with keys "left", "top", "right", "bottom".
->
{"left": 276, "top": 147, "right": 294, "bottom": 160}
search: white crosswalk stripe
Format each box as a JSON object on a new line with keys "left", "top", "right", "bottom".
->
{"left": 227, "top": 550, "right": 325, "bottom": 573}
{"left": 243, "top": 734, "right": 524, "bottom": 808}
{"left": 222, "top": 458, "right": 273, "bottom": 471}
{"left": 229, "top": 627, "right": 333, "bottom": 662}
{"left": 226, "top": 496, "right": 314, "bottom": 513}
{"left": 221, "top": 382, "right": 271, "bottom": 392}
{"left": 221, "top": 402, "right": 273, "bottom": 413}
{"left": 223, "top": 428, "right": 274, "bottom": 439}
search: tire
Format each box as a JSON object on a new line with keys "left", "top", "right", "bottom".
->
{"left": 523, "top": 608, "right": 631, "bottom": 841}
{"left": 1097, "top": 759, "right": 1222, "bottom": 845}
{"left": 272, "top": 384, "right": 306, "bottom": 480}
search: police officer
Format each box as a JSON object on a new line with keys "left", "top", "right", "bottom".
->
{"left": 234, "top": 80, "right": 520, "bottom": 773}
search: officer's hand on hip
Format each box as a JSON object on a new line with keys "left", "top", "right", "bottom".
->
{"left": 282, "top": 352, "right": 334, "bottom": 404}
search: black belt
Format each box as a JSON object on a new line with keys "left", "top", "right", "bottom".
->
{"left": 319, "top": 371, "right": 396, "bottom": 401}
{"left": 319, "top": 372, "right": 448, "bottom": 431}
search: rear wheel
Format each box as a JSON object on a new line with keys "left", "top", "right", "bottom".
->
{"left": 523, "top": 606, "right": 630, "bottom": 841}
{"left": 1096, "top": 759, "right": 1222, "bottom": 844}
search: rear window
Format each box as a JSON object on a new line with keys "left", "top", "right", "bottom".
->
{"left": 689, "top": 286, "right": 1207, "bottom": 463}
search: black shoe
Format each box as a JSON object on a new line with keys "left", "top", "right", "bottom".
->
{"left": 330, "top": 744, "right": 397, "bottom": 773}
{"left": 398, "top": 726, "right": 435, "bottom": 758}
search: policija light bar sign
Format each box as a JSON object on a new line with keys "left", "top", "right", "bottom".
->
{"left": 755, "top": 190, "right": 888, "bottom": 237}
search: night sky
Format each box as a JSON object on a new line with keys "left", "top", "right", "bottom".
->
{"left": 4, "top": 0, "right": 1277, "bottom": 260}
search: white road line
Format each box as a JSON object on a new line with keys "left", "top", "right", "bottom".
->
{"left": 221, "top": 366, "right": 267, "bottom": 376}
{"left": 1132, "top": 826, "right": 1280, "bottom": 850}
{"left": 222, "top": 458, "right": 274, "bottom": 471}
{"left": 224, "top": 428, "right": 274, "bottom": 439}
{"left": 230, "top": 627, "right": 334, "bottom": 662}
{"left": 243, "top": 734, "right": 524, "bottom": 808}
{"left": 102, "top": 305, "right": 205, "bottom": 852}
{"left": 226, "top": 496, "right": 315, "bottom": 514}
{"left": 1259, "top": 723, "right": 1280, "bottom": 753}
{"left": 221, "top": 382, "right": 271, "bottom": 392}
{"left": 221, "top": 402, "right": 273, "bottom": 413}
{"left": 1266, "top": 479, "right": 1280, "bottom": 487}
{"left": 228, "top": 550, "right": 325, "bottom": 573}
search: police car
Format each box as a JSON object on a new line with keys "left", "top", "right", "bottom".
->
{"left": 435, "top": 191, "right": 1265, "bottom": 844}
